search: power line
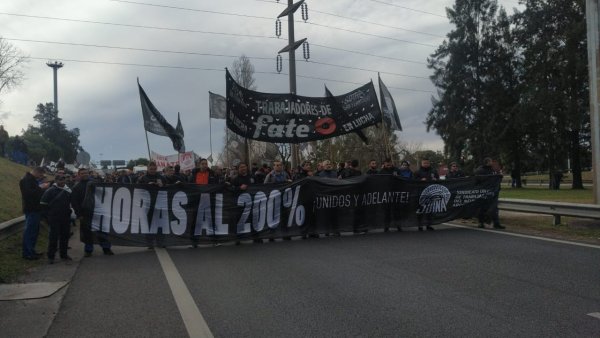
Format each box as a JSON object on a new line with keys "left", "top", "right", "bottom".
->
{"left": 9, "top": 37, "right": 429, "bottom": 79}
{"left": 0, "top": 12, "right": 428, "bottom": 65}
{"left": 111, "top": 0, "right": 273, "bottom": 20}
{"left": 254, "top": 0, "right": 445, "bottom": 38}
{"left": 369, "top": 0, "right": 447, "bottom": 18}
{"left": 23, "top": 56, "right": 433, "bottom": 93}
{"left": 110, "top": 0, "right": 436, "bottom": 47}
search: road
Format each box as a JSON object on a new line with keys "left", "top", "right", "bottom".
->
{"left": 45, "top": 225, "right": 600, "bottom": 337}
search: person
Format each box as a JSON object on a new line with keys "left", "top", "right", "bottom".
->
{"left": 227, "top": 163, "right": 259, "bottom": 245}
{"left": 446, "top": 162, "right": 465, "bottom": 179}
{"left": 137, "top": 162, "right": 164, "bottom": 186}
{"left": 117, "top": 169, "right": 135, "bottom": 184}
{"left": 317, "top": 160, "right": 337, "bottom": 179}
{"left": 339, "top": 159, "right": 362, "bottom": 179}
{"left": 337, "top": 161, "right": 347, "bottom": 178}
{"left": 264, "top": 160, "right": 292, "bottom": 183}
{"left": 0, "top": 125, "right": 8, "bottom": 157}
{"left": 163, "top": 165, "right": 184, "bottom": 185}
{"left": 378, "top": 158, "right": 398, "bottom": 175}
{"left": 71, "top": 168, "right": 114, "bottom": 256}
{"left": 293, "top": 161, "right": 313, "bottom": 181}
{"left": 253, "top": 164, "right": 268, "bottom": 185}
{"left": 19, "top": 167, "right": 49, "bottom": 260}
{"left": 414, "top": 158, "right": 439, "bottom": 231}
{"left": 40, "top": 174, "right": 72, "bottom": 264}
{"left": 475, "top": 157, "right": 504, "bottom": 229}
{"left": 414, "top": 158, "right": 439, "bottom": 182}
{"left": 190, "top": 158, "right": 218, "bottom": 185}
{"left": 397, "top": 161, "right": 413, "bottom": 179}
{"left": 365, "top": 159, "right": 379, "bottom": 175}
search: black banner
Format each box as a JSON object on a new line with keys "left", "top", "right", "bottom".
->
{"left": 87, "top": 175, "right": 502, "bottom": 246}
{"left": 225, "top": 69, "right": 382, "bottom": 143}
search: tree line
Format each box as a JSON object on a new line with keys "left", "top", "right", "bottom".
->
{"left": 427, "top": 0, "right": 589, "bottom": 188}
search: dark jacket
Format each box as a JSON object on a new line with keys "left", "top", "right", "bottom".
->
{"left": 318, "top": 169, "right": 337, "bottom": 179}
{"left": 230, "top": 173, "right": 254, "bottom": 192}
{"left": 20, "top": 172, "right": 44, "bottom": 213}
{"left": 474, "top": 165, "right": 500, "bottom": 176}
{"left": 414, "top": 167, "right": 439, "bottom": 181}
{"left": 340, "top": 168, "right": 362, "bottom": 179}
{"left": 365, "top": 168, "right": 379, "bottom": 175}
{"left": 40, "top": 185, "right": 72, "bottom": 222}
{"left": 446, "top": 170, "right": 466, "bottom": 179}
{"left": 71, "top": 179, "right": 90, "bottom": 218}
{"left": 137, "top": 173, "right": 164, "bottom": 184}
{"left": 378, "top": 167, "right": 398, "bottom": 175}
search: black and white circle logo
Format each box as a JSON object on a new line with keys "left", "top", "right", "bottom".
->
{"left": 417, "top": 184, "right": 451, "bottom": 214}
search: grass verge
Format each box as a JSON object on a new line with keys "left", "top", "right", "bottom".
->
{"left": 0, "top": 223, "right": 49, "bottom": 283}
{"left": 500, "top": 186, "right": 593, "bottom": 204}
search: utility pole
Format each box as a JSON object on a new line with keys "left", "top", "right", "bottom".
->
{"left": 277, "top": 0, "right": 307, "bottom": 169}
{"left": 46, "top": 61, "right": 63, "bottom": 113}
{"left": 586, "top": 0, "right": 600, "bottom": 203}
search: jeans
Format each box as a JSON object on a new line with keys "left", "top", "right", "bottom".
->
{"left": 23, "top": 212, "right": 41, "bottom": 258}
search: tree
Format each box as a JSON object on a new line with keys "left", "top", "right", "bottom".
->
{"left": 514, "top": 0, "right": 589, "bottom": 189}
{"left": 222, "top": 55, "right": 257, "bottom": 166}
{"left": 0, "top": 37, "right": 27, "bottom": 98}
{"left": 22, "top": 102, "right": 81, "bottom": 163}
{"left": 427, "top": 0, "right": 501, "bottom": 163}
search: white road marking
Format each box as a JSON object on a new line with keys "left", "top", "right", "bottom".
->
{"left": 446, "top": 223, "right": 600, "bottom": 250}
{"left": 587, "top": 312, "right": 600, "bottom": 320}
{"left": 155, "top": 248, "right": 214, "bottom": 338}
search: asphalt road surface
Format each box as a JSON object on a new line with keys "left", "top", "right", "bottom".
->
{"left": 46, "top": 225, "right": 600, "bottom": 337}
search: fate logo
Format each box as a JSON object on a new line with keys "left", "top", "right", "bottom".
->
{"left": 416, "top": 184, "right": 451, "bottom": 214}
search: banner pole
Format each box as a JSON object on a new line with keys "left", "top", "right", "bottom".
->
{"left": 145, "top": 129, "right": 152, "bottom": 161}
{"left": 209, "top": 116, "right": 213, "bottom": 159}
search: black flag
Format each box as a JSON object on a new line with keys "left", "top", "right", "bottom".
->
{"left": 325, "top": 86, "right": 369, "bottom": 144}
{"left": 378, "top": 74, "right": 402, "bottom": 131}
{"left": 138, "top": 80, "right": 185, "bottom": 153}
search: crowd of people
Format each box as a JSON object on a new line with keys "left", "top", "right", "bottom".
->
{"left": 18, "top": 156, "right": 503, "bottom": 263}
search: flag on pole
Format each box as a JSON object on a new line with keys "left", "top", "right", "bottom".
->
{"left": 209, "top": 91, "right": 226, "bottom": 119}
{"left": 378, "top": 74, "right": 402, "bottom": 131}
{"left": 175, "top": 112, "right": 186, "bottom": 153}
{"left": 138, "top": 79, "right": 185, "bottom": 153}
{"left": 325, "top": 86, "right": 369, "bottom": 144}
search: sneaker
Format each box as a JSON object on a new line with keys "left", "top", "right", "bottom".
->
{"left": 493, "top": 224, "right": 505, "bottom": 229}
{"left": 253, "top": 239, "right": 263, "bottom": 244}
{"left": 84, "top": 251, "right": 92, "bottom": 257}
{"left": 48, "top": 258, "right": 55, "bottom": 264}
{"left": 478, "top": 223, "right": 485, "bottom": 228}
{"left": 103, "top": 249, "right": 114, "bottom": 255}
{"left": 308, "top": 234, "right": 319, "bottom": 239}
{"left": 332, "top": 232, "right": 341, "bottom": 237}
{"left": 283, "top": 236, "right": 292, "bottom": 241}
{"left": 396, "top": 227, "right": 403, "bottom": 232}
{"left": 418, "top": 227, "right": 423, "bottom": 231}
{"left": 383, "top": 228, "right": 389, "bottom": 233}
{"left": 426, "top": 226, "right": 434, "bottom": 231}
{"left": 61, "top": 256, "right": 73, "bottom": 261}
{"left": 268, "top": 238, "right": 275, "bottom": 242}
{"left": 235, "top": 241, "right": 241, "bottom": 246}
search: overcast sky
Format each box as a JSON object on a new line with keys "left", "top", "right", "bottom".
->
{"left": 0, "top": 0, "right": 523, "bottom": 164}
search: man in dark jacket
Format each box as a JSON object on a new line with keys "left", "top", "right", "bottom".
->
{"left": 475, "top": 157, "right": 504, "bottom": 229}
{"left": 137, "top": 162, "right": 164, "bottom": 186}
{"left": 365, "top": 159, "right": 379, "bottom": 175}
{"left": 414, "top": 158, "right": 439, "bottom": 182}
{"left": 71, "top": 168, "right": 113, "bottom": 257}
{"left": 378, "top": 158, "right": 398, "bottom": 175}
{"left": 40, "top": 175, "right": 72, "bottom": 264}
{"left": 19, "top": 167, "right": 49, "bottom": 260}
{"left": 340, "top": 159, "right": 362, "bottom": 179}
{"left": 446, "top": 162, "right": 466, "bottom": 179}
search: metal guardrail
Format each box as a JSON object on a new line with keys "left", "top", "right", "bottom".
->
{"left": 498, "top": 198, "right": 600, "bottom": 225}
{"left": 0, "top": 215, "right": 25, "bottom": 240}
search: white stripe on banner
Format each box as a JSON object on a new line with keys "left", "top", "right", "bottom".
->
{"left": 155, "top": 248, "right": 214, "bottom": 338}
